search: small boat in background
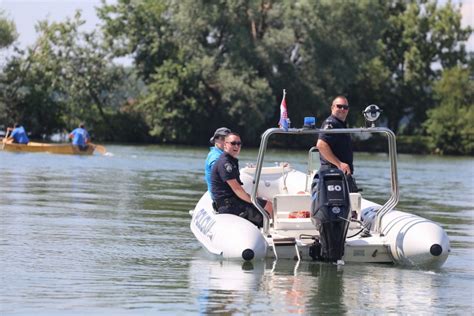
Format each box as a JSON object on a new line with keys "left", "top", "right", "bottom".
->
{"left": 1, "top": 140, "right": 106, "bottom": 155}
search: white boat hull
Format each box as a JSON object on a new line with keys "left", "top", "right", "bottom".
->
{"left": 190, "top": 167, "right": 450, "bottom": 268}
{"left": 190, "top": 192, "right": 267, "bottom": 260}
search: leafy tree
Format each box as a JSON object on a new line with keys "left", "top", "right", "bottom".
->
{"left": 355, "top": 0, "right": 471, "bottom": 134}
{"left": 0, "top": 46, "right": 65, "bottom": 137}
{"left": 285, "top": 0, "right": 386, "bottom": 126}
{"left": 33, "top": 12, "right": 127, "bottom": 136}
{"left": 424, "top": 66, "right": 473, "bottom": 155}
{"left": 0, "top": 11, "right": 18, "bottom": 125}
{"left": 3, "top": 0, "right": 470, "bottom": 149}
{"left": 99, "top": 0, "right": 285, "bottom": 144}
{"left": 98, "top": 0, "right": 386, "bottom": 143}
{"left": 1, "top": 11, "right": 145, "bottom": 141}
{"left": 0, "top": 10, "right": 17, "bottom": 48}
{"left": 97, "top": 0, "right": 174, "bottom": 83}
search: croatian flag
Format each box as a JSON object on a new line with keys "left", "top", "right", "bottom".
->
{"left": 278, "top": 89, "right": 288, "bottom": 131}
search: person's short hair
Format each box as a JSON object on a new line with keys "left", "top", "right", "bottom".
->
{"left": 225, "top": 132, "right": 241, "bottom": 140}
{"left": 14, "top": 123, "right": 20, "bottom": 128}
{"left": 210, "top": 127, "right": 231, "bottom": 144}
{"left": 332, "top": 95, "right": 348, "bottom": 106}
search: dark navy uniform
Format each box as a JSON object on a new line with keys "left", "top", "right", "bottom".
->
{"left": 211, "top": 152, "right": 241, "bottom": 200}
{"left": 211, "top": 152, "right": 266, "bottom": 227}
{"left": 318, "top": 115, "right": 354, "bottom": 173}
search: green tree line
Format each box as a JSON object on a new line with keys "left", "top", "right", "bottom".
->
{"left": 0, "top": 0, "right": 472, "bottom": 154}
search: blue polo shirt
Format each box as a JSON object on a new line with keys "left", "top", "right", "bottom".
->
{"left": 11, "top": 126, "right": 29, "bottom": 144}
{"left": 205, "top": 146, "right": 224, "bottom": 194}
{"left": 70, "top": 127, "right": 90, "bottom": 146}
{"left": 318, "top": 115, "right": 354, "bottom": 173}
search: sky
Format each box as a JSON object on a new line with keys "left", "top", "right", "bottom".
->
{"left": 1, "top": 0, "right": 473, "bottom": 54}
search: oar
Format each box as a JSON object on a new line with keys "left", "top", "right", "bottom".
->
{"left": 91, "top": 143, "right": 107, "bottom": 155}
{"left": 2, "top": 129, "right": 10, "bottom": 150}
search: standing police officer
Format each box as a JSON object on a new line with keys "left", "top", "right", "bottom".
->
{"left": 316, "top": 96, "right": 358, "bottom": 192}
{"left": 211, "top": 132, "right": 273, "bottom": 227}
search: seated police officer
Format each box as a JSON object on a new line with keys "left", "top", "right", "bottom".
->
{"left": 210, "top": 132, "right": 273, "bottom": 227}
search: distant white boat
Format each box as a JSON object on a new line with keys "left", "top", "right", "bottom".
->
{"left": 190, "top": 108, "right": 450, "bottom": 269}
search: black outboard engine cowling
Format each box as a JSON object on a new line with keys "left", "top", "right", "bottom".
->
{"left": 310, "top": 168, "right": 351, "bottom": 262}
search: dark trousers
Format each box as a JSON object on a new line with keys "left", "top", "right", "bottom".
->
{"left": 78, "top": 145, "right": 89, "bottom": 151}
{"left": 215, "top": 196, "right": 267, "bottom": 227}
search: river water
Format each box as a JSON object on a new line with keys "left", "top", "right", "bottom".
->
{"left": 0, "top": 145, "right": 473, "bottom": 315}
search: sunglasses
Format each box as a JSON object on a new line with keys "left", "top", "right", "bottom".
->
{"left": 226, "top": 141, "right": 242, "bottom": 146}
{"left": 336, "top": 104, "right": 349, "bottom": 110}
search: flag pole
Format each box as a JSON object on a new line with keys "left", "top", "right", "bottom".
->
{"left": 279, "top": 89, "right": 289, "bottom": 131}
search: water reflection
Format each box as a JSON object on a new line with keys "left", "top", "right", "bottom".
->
{"left": 188, "top": 257, "right": 354, "bottom": 315}
{"left": 188, "top": 256, "right": 469, "bottom": 315}
{"left": 189, "top": 257, "right": 264, "bottom": 314}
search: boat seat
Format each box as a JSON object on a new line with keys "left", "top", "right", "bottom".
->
{"left": 273, "top": 194, "right": 314, "bottom": 230}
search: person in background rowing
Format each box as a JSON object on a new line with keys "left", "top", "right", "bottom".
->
{"left": 205, "top": 127, "right": 231, "bottom": 196}
{"left": 316, "top": 95, "right": 358, "bottom": 192}
{"left": 69, "top": 122, "right": 90, "bottom": 151}
{"left": 6, "top": 123, "right": 29, "bottom": 144}
{"left": 211, "top": 132, "right": 273, "bottom": 227}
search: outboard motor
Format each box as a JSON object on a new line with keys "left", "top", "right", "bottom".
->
{"left": 310, "top": 168, "right": 351, "bottom": 262}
